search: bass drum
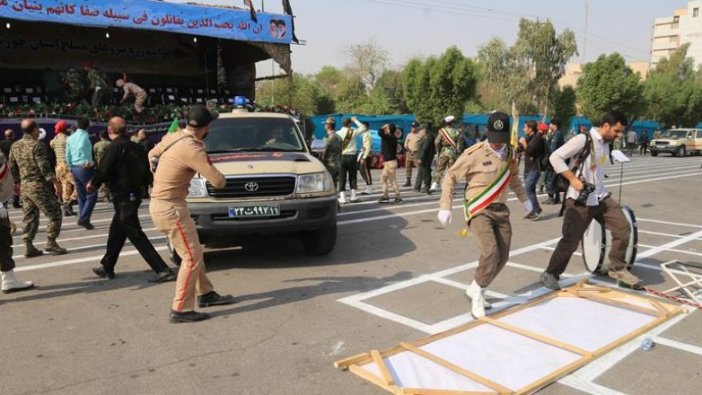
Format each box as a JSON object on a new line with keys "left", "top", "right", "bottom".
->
{"left": 581, "top": 205, "right": 638, "bottom": 275}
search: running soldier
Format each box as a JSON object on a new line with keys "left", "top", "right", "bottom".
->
{"left": 9, "top": 120, "right": 67, "bottom": 257}
{"left": 50, "top": 120, "right": 77, "bottom": 217}
{"left": 336, "top": 117, "right": 367, "bottom": 204}
{"left": 431, "top": 115, "right": 464, "bottom": 191}
{"left": 437, "top": 112, "right": 531, "bottom": 318}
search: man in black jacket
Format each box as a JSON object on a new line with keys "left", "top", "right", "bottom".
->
{"left": 87, "top": 117, "right": 175, "bottom": 282}
{"left": 415, "top": 124, "right": 435, "bottom": 194}
{"left": 519, "top": 121, "right": 546, "bottom": 220}
{"left": 378, "top": 123, "right": 402, "bottom": 203}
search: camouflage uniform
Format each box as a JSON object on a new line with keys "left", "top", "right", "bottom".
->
{"left": 60, "top": 69, "right": 86, "bottom": 104}
{"left": 87, "top": 68, "right": 109, "bottom": 107}
{"left": 433, "top": 126, "right": 464, "bottom": 185}
{"left": 9, "top": 135, "right": 63, "bottom": 246}
{"left": 321, "top": 133, "right": 342, "bottom": 190}
{"left": 93, "top": 139, "right": 111, "bottom": 201}
{"left": 415, "top": 131, "right": 436, "bottom": 193}
{"left": 50, "top": 133, "right": 77, "bottom": 203}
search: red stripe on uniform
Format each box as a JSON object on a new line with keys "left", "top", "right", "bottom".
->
{"left": 174, "top": 219, "right": 196, "bottom": 312}
{"left": 469, "top": 174, "right": 512, "bottom": 217}
{"left": 0, "top": 163, "right": 8, "bottom": 181}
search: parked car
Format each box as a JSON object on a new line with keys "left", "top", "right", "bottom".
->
{"left": 167, "top": 111, "right": 338, "bottom": 264}
{"left": 649, "top": 129, "right": 702, "bottom": 157}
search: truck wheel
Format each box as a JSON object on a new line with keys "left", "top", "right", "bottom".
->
{"left": 302, "top": 224, "right": 337, "bottom": 256}
{"left": 166, "top": 239, "right": 182, "bottom": 266}
{"left": 650, "top": 151, "right": 658, "bottom": 157}
{"left": 677, "top": 146, "right": 686, "bottom": 157}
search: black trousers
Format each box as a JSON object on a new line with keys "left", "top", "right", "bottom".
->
{"left": 338, "top": 155, "right": 358, "bottom": 191}
{"left": 415, "top": 163, "right": 432, "bottom": 191}
{"left": 359, "top": 156, "right": 373, "bottom": 186}
{"left": 101, "top": 196, "right": 168, "bottom": 273}
{"left": 0, "top": 216, "right": 15, "bottom": 272}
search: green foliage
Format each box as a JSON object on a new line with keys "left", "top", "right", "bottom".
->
{"left": 551, "top": 86, "right": 577, "bottom": 129}
{"left": 255, "top": 73, "right": 334, "bottom": 116}
{"left": 366, "top": 69, "right": 407, "bottom": 114}
{"left": 334, "top": 74, "right": 368, "bottom": 113}
{"left": 643, "top": 44, "right": 702, "bottom": 128}
{"left": 477, "top": 38, "right": 530, "bottom": 113}
{"left": 514, "top": 19, "right": 578, "bottom": 116}
{"left": 576, "top": 53, "right": 645, "bottom": 124}
{"left": 402, "top": 47, "right": 477, "bottom": 124}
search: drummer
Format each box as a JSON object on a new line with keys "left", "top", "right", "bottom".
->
{"left": 540, "top": 111, "right": 640, "bottom": 290}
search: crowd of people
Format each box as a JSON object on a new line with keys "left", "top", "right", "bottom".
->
{"left": 1, "top": 104, "right": 646, "bottom": 324}
{"left": 1, "top": 105, "right": 235, "bottom": 323}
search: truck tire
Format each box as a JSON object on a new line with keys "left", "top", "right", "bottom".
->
{"left": 302, "top": 224, "right": 337, "bottom": 256}
{"left": 651, "top": 151, "right": 658, "bottom": 157}
{"left": 166, "top": 239, "right": 182, "bottom": 266}
{"left": 676, "top": 146, "right": 686, "bottom": 157}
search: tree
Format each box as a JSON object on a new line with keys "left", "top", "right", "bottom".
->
{"left": 477, "top": 38, "right": 530, "bottom": 113}
{"left": 643, "top": 44, "right": 702, "bottom": 128}
{"left": 576, "top": 53, "right": 645, "bottom": 124}
{"left": 551, "top": 86, "right": 577, "bottom": 129}
{"left": 402, "top": 47, "right": 477, "bottom": 124}
{"left": 477, "top": 19, "right": 577, "bottom": 117}
{"left": 345, "top": 39, "right": 389, "bottom": 89}
{"left": 514, "top": 19, "right": 578, "bottom": 117}
{"left": 314, "top": 66, "right": 344, "bottom": 98}
{"left": 334, "top": 74, "right": 368, "bottom": 113}
{"left": 366, "top": 69, "right": 407, "bottom": 114}
{"left": 255, "top": 74, "right": 332, "bottom": 116}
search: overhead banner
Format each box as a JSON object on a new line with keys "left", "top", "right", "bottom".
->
{"left": 0, "top": 0, "right": 292, "bottom": 44}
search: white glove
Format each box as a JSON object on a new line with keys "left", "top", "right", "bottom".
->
{"left": 0, "top": 202, "right": 7, "bottom": 220}
{"left": 437, "top": 209, "right": 452, "bottom": 227}
{"left": 523, "top": 200, "right": 533, "bottom": 214}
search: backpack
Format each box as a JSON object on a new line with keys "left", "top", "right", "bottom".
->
{"left": 555, "top": 133, "right": 593, "bottom": 193}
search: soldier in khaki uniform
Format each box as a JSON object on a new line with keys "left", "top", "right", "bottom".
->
{"left": 431, "top": 115, "right": 464, "bottom": 191}
{"left": 50, "top": 120, "right": 77, "bottom": 217}
{"left": 148, "top": 105, "right": 234, "bottom": 323}
{"left": 437, "top": 112, "right": 531, "bottom": 318}
{"left": 9, "top": 120, "right": 67, "bottom": 257}
{"left": 93, "top": 131, "right": 112, "bottom": 202}
{"left": 403, "top": 121, "right": 425, "bottom": 188}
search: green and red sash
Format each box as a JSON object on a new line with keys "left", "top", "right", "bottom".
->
{"left": 463, "top": 147, "right": 513, "bottom": 221}
{"left": 439, "top": 128, "right": 457, "bottom": 150}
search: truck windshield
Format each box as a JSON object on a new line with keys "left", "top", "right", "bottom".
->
{"left": 206, "top": 118, "right": 306, "bottom": 153}
{"left": 662, "top": 130, "right": 689, "bottom": 139}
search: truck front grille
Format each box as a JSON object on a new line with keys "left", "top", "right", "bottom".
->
{"left": 206, "top": 176, "right": 296, "bottom": 198}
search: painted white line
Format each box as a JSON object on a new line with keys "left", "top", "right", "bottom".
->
{"left": 430, "top": 276, "right": 471, "bottom": 290}
{"left": 540, "top": 245, "right": 583, "bottom": 257}
{"left": 12, "top": 227, "right": 160, "bottom": 250}
{"left": 637, "top": 218, "right": 702, "bottom": 229}
{"left": 636, "top": 229, "right": 702, "bottom": 260}
{"left": 12, "top": 237, "right": 166, "bottom": 260}
{"left": 15, "top": 245, "right": 169, "bottom": 273}
{"left": 653, "top": 335, "right": 702, "bottom": 357}
{"left": 573, "top": 309, "right": 694, "bottom": 381}
{"left": 12, "top": 213, "right": 153, "bottom": 240}
{"left": 340, "top": 298, "right": 436, "bottom": 334}
{"left": 559, "top": 375, "right": 627, "bottom": 395}
{"left": 639, "top": 244, "right": 702, "bottom": 258}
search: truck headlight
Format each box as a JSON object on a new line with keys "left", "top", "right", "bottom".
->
{"left": 187, "top": 178, "right": 208, "bottom": 198}
{"left": 297, "top": 172, "right": 330, "bottom": 194}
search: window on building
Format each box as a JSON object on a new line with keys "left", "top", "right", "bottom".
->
{"left": 694, "top": 7, "right": 699, "bottom": 17}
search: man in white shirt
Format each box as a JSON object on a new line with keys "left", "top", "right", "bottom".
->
{"left": 540, "top": 111, "right": 640, "bottom": 290}
{"left": 626, "top": 129, "right": 638, "bottom": 157}
{"left": 336, "top": 117, "right": 367, "bottom": 203}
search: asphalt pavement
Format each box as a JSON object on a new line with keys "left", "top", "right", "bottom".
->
{"left": 1, "top": 154, "right": 701, "bottom": 395}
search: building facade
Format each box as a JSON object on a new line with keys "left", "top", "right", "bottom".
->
{"left": 651, "top": 0, "right": 702, "bottom": 68}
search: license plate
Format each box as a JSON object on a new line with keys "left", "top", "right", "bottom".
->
{"left": 228, "top": 205, "right": 280, "bottom": 218}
